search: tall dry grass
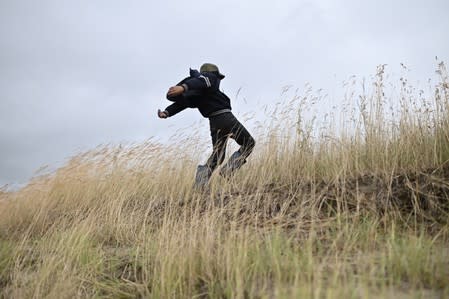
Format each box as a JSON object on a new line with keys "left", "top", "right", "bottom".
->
{"left": 0, "top": 62, "right": 449, "bottom": 298}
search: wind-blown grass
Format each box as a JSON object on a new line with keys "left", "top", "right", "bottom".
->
{"left": 0, "top": 62, "right": 448, "bottom": 298}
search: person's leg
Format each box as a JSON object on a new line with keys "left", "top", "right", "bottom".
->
{"left": 220, "top": 114, "right": 255, "bottom": 177}
{"left": 231, "top": 119, "right": 255, "bottom": 160}
{"left": 206, "top": 128, "right": 228, "bottom": 172}
{"left": 194, "top": 126, "right": 229, "bottom": 188}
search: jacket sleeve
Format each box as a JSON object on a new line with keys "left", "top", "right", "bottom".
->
{"left": 182, "top": 71, "right": 219, "bottom": 92}
{"left": 166, "top": 77, "right": 190, "bottom": 102}
{"left": 165, "top": 100, "right": 189, "bottom": 117}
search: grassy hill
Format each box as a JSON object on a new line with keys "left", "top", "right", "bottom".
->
{"left": 1, "top": 64, "right": 449, "bottom": 298}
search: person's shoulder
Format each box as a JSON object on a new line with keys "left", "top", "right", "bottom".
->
{"left": 177, "top": 77, "right": 191, "bottom": 85}
{"left": 189, "top": 68, "right": 201, "bottom": 78}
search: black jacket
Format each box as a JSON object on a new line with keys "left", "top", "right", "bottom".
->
{"left": 164, "top": 69, "right": 232, "bottom": 118}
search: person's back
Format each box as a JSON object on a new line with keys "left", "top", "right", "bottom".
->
{"left": 163, "top": 65, "right": 232, "bottom": 118}
{"left": 158, "top": 63, "right": 255, "bottom": 188}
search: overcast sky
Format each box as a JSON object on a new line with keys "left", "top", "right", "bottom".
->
{"left": 1, "top": 0, "right": 448, "bottom": 187}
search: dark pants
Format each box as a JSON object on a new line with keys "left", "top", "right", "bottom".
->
{"left": 206, "top": 112, "right": 255, "bottom": 172}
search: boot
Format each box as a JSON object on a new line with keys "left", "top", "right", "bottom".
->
{"left": 194, "top": 165, "right": 212, "bottom": 189}
{"left": 219, "top": 151, "right": 246, "bottom": 178}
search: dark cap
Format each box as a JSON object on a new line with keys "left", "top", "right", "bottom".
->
{"left": 200, "top": 63, "right": 225, "bottom": 79}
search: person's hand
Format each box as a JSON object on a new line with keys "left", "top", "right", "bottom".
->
{"left": 167, "top": 86, "right": 184, "bottom": 97}
{"left": 158, "top": 109, "right": 169, "bottom": 119}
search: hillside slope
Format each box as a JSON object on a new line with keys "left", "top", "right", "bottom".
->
{"left": 0, "top": 64, "right": 449, "bottom": 298}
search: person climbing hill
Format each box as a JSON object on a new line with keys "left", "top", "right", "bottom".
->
{"left": 157, "top": 63, "right": 255, "bottom": 188}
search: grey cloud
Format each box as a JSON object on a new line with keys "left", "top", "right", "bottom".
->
{"left": 1, "top": 0, "right": 448, "bottom": 186}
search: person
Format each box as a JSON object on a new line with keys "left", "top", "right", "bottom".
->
{"left": 157, "top": 63, "right": 255, "bottom": 188}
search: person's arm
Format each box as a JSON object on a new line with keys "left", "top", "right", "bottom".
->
{"left": 158, "top": 84, "right": 190, "bottom": 118}
{"left": 157, "top": 99, "right": 188, "bottom": 118}
{"left": 166, "top": 71, "right": 219, "bottom": 100}
{"left": 163, "top": 100, "right": 188, "bottom": 117}
{"left": 167, "top": 85, "right": 187, "bottom": 98}
{"left": 166, "top": 77, "right": 190, "bottom": 101}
